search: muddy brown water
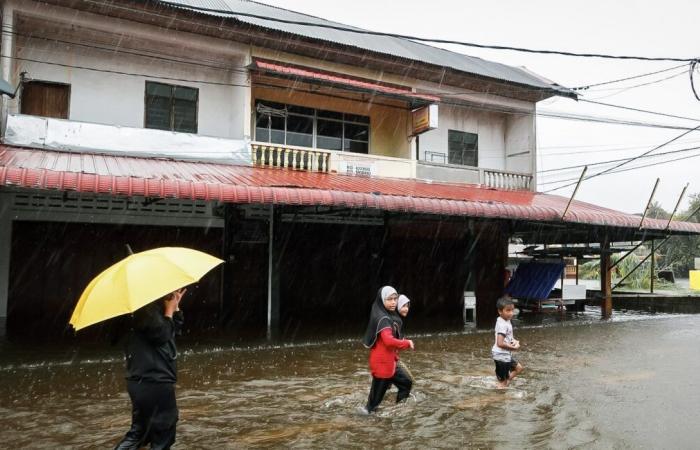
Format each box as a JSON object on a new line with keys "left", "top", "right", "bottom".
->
{"left": 1, "top": 308, "right": 699, "bottom": 449}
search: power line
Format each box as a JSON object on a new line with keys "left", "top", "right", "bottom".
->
{"left": 536, "top": 110, "right": 699, "bottom": 131}
{"left": 1, "top": 55, "right": 251, "bottom": 88}
{"left": 579, "top": 98, "right": 700, "bottom": 123}
{"left": 582, "top": 69, "right": 688, "bottom": 94}
{"left": 571, "top": 63, "right": 690, "bottom": 90}
{"left": 152, "top": 0, "right": 698, "bottom": 62}
{"left": 540, "top": 150, "right": 700, "bottom": 187}
{"left": 542, "top": 123, "right": 700, "bottom": 192}
{"left": 0, "top": 27, "right": 249, "bottom": 74}
{"left": 538, "top": 145, "right": 700, "bottom": 175}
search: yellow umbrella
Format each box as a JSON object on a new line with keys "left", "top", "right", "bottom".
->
{"left": 70, "top": 247, "right": 224, "bottom": 331}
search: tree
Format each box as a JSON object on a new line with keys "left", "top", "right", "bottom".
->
{"left": 664, "top": 193, "right": 700, "bottom": 277}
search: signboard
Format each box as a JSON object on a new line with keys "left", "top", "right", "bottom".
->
{"left": 411, "top": 104, "right": 438, "bottom": 136}
{"left": 338, "top": 161, "right": 376, "bottom": 177}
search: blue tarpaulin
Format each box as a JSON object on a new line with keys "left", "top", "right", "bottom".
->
{"left": 506, "top": 261, "right": 564, "bottom": 300}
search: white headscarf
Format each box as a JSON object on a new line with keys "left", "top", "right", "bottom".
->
{"left": 380, "top": 286, "right": 397, "bottom": 302}
{"left": 398, "top": 294, "right": 410, "bottom": 310}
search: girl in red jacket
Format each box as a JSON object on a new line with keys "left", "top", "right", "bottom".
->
{"left": 361, "top": 286, "right": 414, "bottom": 414}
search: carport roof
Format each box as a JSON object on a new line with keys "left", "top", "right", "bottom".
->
{"left": 1, "top": 145, "right": 699, "bottom": 237}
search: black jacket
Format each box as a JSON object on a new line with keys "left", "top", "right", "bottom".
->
{"left": 124, "top": 301, "right": 183, "bottom": 383}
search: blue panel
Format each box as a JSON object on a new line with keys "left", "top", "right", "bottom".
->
{"left": 506, "top": 262, "right": 564, "bottom": 300}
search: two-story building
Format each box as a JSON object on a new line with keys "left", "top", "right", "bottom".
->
{"left": 1, "top": 0, "right": 699, "bottom": 340}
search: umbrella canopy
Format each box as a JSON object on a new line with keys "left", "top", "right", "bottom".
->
{"left": 70, "top": 247, "right": 224, "bottom": 331}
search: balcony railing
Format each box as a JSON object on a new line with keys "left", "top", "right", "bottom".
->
{"left": 480, "top": 169, "right": 533, "bottom": 190}
{"left": 251, "top": 142, "right": 331, "bottom": 172}
{"left": 251, "top": 142, "right": 533, "bottom": 190}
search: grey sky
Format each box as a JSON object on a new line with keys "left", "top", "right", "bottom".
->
{"left": 255, "top": 0, "right": 699, "bottom": 214}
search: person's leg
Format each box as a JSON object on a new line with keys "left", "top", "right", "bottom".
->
{"left": 393, "top": 362, "right": 414, "bottom": 403}
{"left": 509, "top": 362, "right": 524, "bottom": 381}
{"left": 494, "top": 360, "right": 509, "bottom": 388}
{"left": 366, "top": 377, "right": 392, "bottom": 413}
{"left": 144, "top": 383, "right": 178, "bottom": 450}
{"left": 114, "top": 381, "right": 149, "bottom": 450}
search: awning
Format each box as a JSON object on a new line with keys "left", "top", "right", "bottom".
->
{"left": 250, "top": 59, "right": 440, "bottom": 104}
{"left": 2, "top": 145, "right": 699, "bottom": 236}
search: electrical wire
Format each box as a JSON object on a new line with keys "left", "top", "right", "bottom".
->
{"left": 151, "top": 0, "right": 698, "bottom": 62}
{"left": 542, "top": 123, "right": 700, "bottom": 192}
{"left": 539, "top": 150, "right": 700, "bottom": 187}
{"left": 1, "top": 55, "right": 251, "bottom": 88}
{"left": 538, "top": 145, "right": 700, "bottom": 174}
{"left": 571, "top": 63, "right": 690, "bottom": 90}
{"left": 578, "top": 99, "right": 700, "bottom": 123}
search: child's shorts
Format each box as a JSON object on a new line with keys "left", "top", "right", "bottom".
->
{"left": 494, "top": 358, "right": 518, "bottom": 381}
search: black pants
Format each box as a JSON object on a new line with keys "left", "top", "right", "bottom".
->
{"left": 366, "top": 363, "right": 413, "bottom": 412}
{"left": 115, "top": 380, "right": 178, "bottom": 450}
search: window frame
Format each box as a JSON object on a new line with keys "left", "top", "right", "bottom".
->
{"left": 447, "top": 129, "right": 479, "bottom": 167}
{"left": 254, "top": 99, "right": 370, "bottom": 154}
{"left": 144, "top": 81, "right": 199, "bottom": 133}
{"left": 20, "top": 80, "right": 71, "bottom": 119}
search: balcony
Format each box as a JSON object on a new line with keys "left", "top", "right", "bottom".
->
{"left": 251, "top": 142, "right": 533, "bottom": 191}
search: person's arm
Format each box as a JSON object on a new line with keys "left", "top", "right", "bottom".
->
{"left": 132, "top": 303, "right": 177, "bottom": 346}
{"left": 496, "top": 334, "right": 520, "bottom": 350}
{"left": 378, "top": 328, "right": 413, "bottom": 350}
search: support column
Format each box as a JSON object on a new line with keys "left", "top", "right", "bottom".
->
{"left": 0, "top": 4, "right": 14, "bottom": 132}
{"left": 0, "top": 194, "right": 12, "bottom": 337}
{"left": 600, "top": 238, "right": 612, "bottom": 318}
{"left": 474, "top": 222, "right": 508, "bottom": 328}
{"left": 267, "top": 205, "right": 281, "bottom": 340}
{"left": 650, "top": 239, "right": 655, "bottom": 294}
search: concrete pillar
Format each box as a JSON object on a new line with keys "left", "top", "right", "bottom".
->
{"left": 474, "top": 222, "right": 508, "bottom": 328}
{"left": 267, "top": 205, "right": 280, "bottom": 340}
{"left": 600, "top": 239, "right": 612, "bottom": 317}
{"left": 0, "top": 194, "right": 12, "bottom": 336}
{"left": 0, "top": 3, "right": 15, "bottom": 132}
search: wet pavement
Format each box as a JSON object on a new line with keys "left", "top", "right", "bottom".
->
{"left": 1, "top": 308, "right": 699, "bottom": 449}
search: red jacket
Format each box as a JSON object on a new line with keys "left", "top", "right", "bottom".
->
{"left": 369, "top": 328, "right": 411, "bottom": 378}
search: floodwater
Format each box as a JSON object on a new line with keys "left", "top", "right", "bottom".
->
{"left": 1, "top": 308, "right": 699, "bottom": 449}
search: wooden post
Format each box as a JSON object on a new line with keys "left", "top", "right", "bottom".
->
{"left": 600, "top": 238, "right": 612, "bottom": 317}
{"left": 267, "top": 205, "right": 281, "bottom": 340}
{"left": 650, "top": 239, "right": 655, "bottom": 294}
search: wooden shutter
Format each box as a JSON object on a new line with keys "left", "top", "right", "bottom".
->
{"left": 20, "top": 82, "right": 70, "bottom": 119}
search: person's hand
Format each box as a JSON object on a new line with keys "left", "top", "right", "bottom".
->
{"left": 408, "top": 339, "right": 415, "bottom": 350}
{"left": 164, "top": 288, "right": 186, "bottom": 317}
{"left": 512, "top": 340, "right": 520, "bottom": 350}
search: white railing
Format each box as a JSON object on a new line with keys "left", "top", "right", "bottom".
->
{"left": 479, "top": 169, "right": 533, "bottom": 190}
{"left": 251, "top": 142, "right": 331, "bottom": 172}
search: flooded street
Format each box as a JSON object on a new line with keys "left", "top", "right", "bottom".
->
{"left": 1, "top": 309, "right": 699, "bottom": 449}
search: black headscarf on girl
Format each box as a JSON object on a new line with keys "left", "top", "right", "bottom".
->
{"left": 362, "top": 286, "right": 403, "bottom": 348}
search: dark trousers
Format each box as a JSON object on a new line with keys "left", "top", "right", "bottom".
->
{"left": 366, "top": 363, "right": 413, "bottom": 412}
{"left": 115, "top": 380, "right": 178, "bottom": 450}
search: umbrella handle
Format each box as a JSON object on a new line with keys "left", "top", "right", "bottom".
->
{"left": 125, "top": 244, "right": 134, "bottom": 255}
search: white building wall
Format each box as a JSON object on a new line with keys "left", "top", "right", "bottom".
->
{"left": 418, "top": 105, "right": 508, "bottom": 171}
{"left": 13, "top": 37, "right": 249, "bottom": 139}
{"left": 504, "top": 114, "right": 536, "bottom": 173}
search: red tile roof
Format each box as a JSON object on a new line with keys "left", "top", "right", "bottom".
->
{"left": 1, "top": 145, "right": 699, "bottom": 235}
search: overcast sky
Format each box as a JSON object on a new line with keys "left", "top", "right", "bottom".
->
{"left": 256, "top": 0, "right": 699, "bottom": 214}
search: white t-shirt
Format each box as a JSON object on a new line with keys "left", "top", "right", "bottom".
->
{"left": 491, "top": 317, "right": 514, "bottom": 362}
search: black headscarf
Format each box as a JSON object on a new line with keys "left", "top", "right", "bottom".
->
{"left": 362, "top": 286, "right": 403, "bottom": 348}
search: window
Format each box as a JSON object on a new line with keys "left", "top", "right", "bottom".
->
{"left": 20, "top": 81, "right": 70, "bottom": 119}
{"left": 448, "top": 130, "right": 478, "bottom": 167}
{"left": 255, "top": 100, "right": 369, "bottom": 153}
{"left": 145, "top": 81, "right": 198, "bottom": 133}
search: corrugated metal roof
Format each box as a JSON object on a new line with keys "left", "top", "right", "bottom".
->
{"left": 252, "top": 59, "right": 440, "bottom": 103}
{"left": 158, "top": 0, "right": 574, "bottom": 98}
{"left": 506, "top": 262, "right": 564, "bottom": 300}
{"left": 3, "top": 146, "right": 700, "bottom": 235}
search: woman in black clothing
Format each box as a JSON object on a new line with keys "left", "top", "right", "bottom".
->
{"left": 114, "top": 288, "right": 185, "bottom": 450}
